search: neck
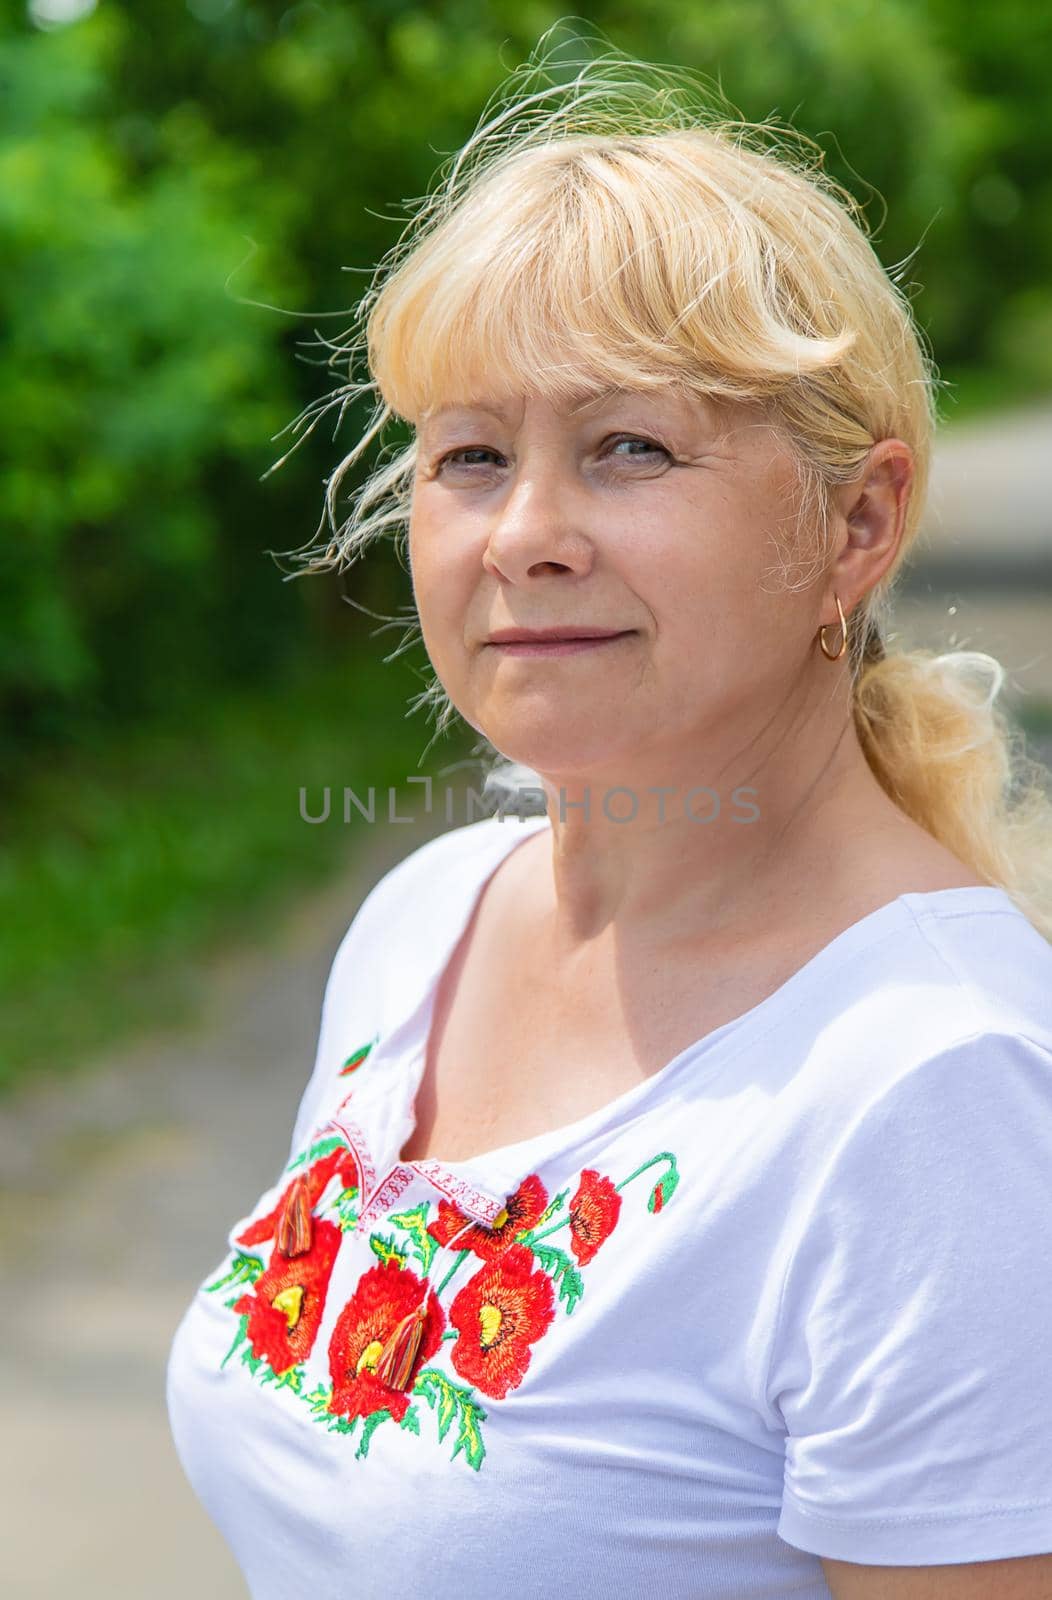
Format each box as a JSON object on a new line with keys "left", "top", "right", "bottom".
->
{"left": 525, "top": 679, "right": 907, "bottom": 946}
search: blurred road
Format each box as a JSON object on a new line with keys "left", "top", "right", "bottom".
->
{"left": 0, "top": 403, "right": 1049, "bottom": 1598}
{"left": 900, "top": 400, "right": 1052, "bottom": 711}
{"left": 0, "top": 808, "right": 452, "bottom": 1599}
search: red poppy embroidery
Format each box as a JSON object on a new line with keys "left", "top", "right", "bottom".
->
{"left": 237, "top": 1145, "right": 358, "bottom": 1249}
{"left": 566, "top": 1168, "right": 622, "bottom": 1265}
{"left": 328, "top": 1260, "right": 445, "bottom": 1424}
{"left": 428, "top": 1173, "right": 549, "bottom": 1261}
{"left": 448, "top": 1242, "right": 556, "bottom": 1399}
{"left": 210, "top": 1143, "right": 681, "bottom": 1470}
{"left": 233, "top": 1218, "right": 341, "bottom": 1374}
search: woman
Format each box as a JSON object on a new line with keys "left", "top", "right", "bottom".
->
{"left": 167, "top": 39, "right": 1052, "bottom": 1600}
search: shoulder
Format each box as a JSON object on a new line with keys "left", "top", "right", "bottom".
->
{"left": 287, "top": 815, "right": 544, "bottom": 1153}
{"left": 776, "top": 1024, "right": 1052, "bottom": 1288}
{"left": 825, "top": 884, "right": 1051, "bottom": 1069}
{"left": 335, "top": 814, "right": 522, "bottom": 930}
{"left": 758, "top": 893, "right": 1052, "bottom": 1223}
{"left": 846, "top": 1023, "right": 1052, "bottom": 1141}
{"left": 892, "top": 886, "right": 1052, "bottom": 1046}
{"left": 816, "top": 818, "right": 1052, "bottom": 1044}
{"left": 324, "top": 813, "right": 547, "bottom": 1013}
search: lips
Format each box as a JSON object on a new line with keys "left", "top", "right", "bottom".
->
{"left": 484, "top": 632, "right": 634, "bottom": 659}
{"left": 485, "top": 627, "right": 631, "bottom": 644}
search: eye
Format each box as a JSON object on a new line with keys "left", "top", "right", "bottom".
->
{"left": 604, "top": 434, "right": 671, "bottom": 462}
{"left": 433, "top": 446, "right": 505, "bottom": 474}
{"left": 429, "top": 434, "right": 672, "bottom": 476}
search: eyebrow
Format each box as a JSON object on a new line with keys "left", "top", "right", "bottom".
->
{"left": 423, "top": 388, "right": 664, "bottom": 425}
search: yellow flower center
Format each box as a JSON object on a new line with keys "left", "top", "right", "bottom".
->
{"left": 357, "top": 1338, "right": 385, "bottom": 1374}
{"left": 491, "top": 1207, "right": 509, "bottom": 1230}
{"left": 479, "top": 1302, "right": 503, "bottom": 1348}
{"left": 271, "top": 1284, "right": 304, "bottom": 1332}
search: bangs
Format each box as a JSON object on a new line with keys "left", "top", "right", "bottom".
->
{"left": 366, "top": 135, "right": 857, "bottom": 426}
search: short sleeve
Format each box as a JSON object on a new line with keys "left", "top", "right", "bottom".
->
{"left": 768, "top": 1028, "right": 1052, "bottom": 1565}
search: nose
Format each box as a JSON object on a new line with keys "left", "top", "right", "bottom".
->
{"left": 481, "top": 458, "right": 596, "bottom": 584}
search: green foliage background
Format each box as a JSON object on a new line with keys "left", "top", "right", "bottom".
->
{"left": 2, "top": 0, "right": 1050, "bottom": 1086}
{"left": 4, "top": 0, "right": 1052, "bottom": 761}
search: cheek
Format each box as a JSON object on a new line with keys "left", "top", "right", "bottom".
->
{"left": 408, "top": 512, "right": 451, "bottom": 608}
{"left": 407, "top": 534, "right": 476, "bottom": 673}
{"left": 635, "top": 515, "right": 790, "bottom": 682}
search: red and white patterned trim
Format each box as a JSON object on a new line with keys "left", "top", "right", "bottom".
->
{"left": 409, "top": 1160, "right": 507, "bottom": 1226}
{"left": 326, "top": 1097, "right": 509, "bottom": 1228}
{"left": 326, "top": 1114, "right": 377, "bottom": 1202}
{"left": 353, "top": 1159, "right": 508, "bottom": 1229}
{"left": 357, "top": 1164, "right": 416, "bottom": 1227}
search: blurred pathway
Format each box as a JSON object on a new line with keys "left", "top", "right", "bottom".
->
{"left": 899, "top": 400, "right": 1052, "bottom": 710}
{"left": 0, "top": 803, "right": 453, "bottom": 1599}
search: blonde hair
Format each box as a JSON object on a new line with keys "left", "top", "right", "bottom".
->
{"left": 273, "top": 27, "right": 1052, "bottom": 940}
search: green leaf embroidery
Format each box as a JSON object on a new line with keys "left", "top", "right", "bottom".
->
{"left": 529, "top": 1241, "right": 584, "bottom": 1315}
{"left": 285, "top": 1132, "right": 346, "bottom": 1175}
{"left": 305, "top": 1382, "right": 334, "bottom": 1417}
{"left": 400, "top": 1404, "right": 421, "bottom": 1435}
{"left": 219, "top": 1312, "right": 250, "bottom": 1370}
{"left": 646, "top": 1156, "right": 681, "bottom": 1213}
{"left": 534, "top": 1186, "right": 569, "bottom": 1227}
{"left": 436, "top": 1377, "right": 457, "bottom": 1441}
{"left": 451, "top": 1398, "right": 487, "bottom": 1472}
{"left": 388, "top": 1202, "right": 438, "bottom": 1275}
{"left": 312, "top": 1386, "right": 356, "bottom": 1435}
{"left": 334, "top": 1189, "right": 360, "bottom": 1232}
{"left": 241, "top": 1343, "right": 263, "bottom": 1377}
{"left": 205, "top": 1251, "right": 264, "bottom": 1294}
{"left": 355, "top": 1409, "right": 391, "bottom": 1459}
{"left": 617, "top": 1150, "right": 679, "bottom": 1203}
{"left": 368, "top": 1233, "right": 407, "bottom": 1268}
{"left": 414, "top": 1367, "right": 488, "bottom": 1470}
{"left": 339, "top": 1038, "right": 378, "bottom": 1078}
{"left": 272, "top": 1365, "right": 304, "bottom": 1394}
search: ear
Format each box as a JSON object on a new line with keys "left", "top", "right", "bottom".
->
{"left": 823, "top": 439, "right": 914, "bottom": 624}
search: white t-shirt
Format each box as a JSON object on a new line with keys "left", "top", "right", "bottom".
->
{"left": 166, "top": 812, "right": 1052, "bottom": 1598}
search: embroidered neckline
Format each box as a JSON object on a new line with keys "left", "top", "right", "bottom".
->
{"left": 204, "top": 1127, "right": 682, "bottom": 1472}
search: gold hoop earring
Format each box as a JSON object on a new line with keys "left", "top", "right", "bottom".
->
{"left": 818, "top": 593, "right": 848, "bottom": 661}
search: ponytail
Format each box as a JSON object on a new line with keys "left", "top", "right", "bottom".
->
{"left": 853, "top": 646, "right": 1052, "bottom": 942}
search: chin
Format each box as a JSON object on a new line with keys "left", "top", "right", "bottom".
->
{"left": 480, "top": 727, "right": 631, "bottom": 784}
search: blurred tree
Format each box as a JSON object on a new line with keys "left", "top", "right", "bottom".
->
{"left": 925, "top": 0, "right": 1052, "bottom": 389}
{"left": 3, "top": 0, "right": 1050, "bottom": 774}
{"left": 0, "top": 9, "right": 305, "bottom": 765}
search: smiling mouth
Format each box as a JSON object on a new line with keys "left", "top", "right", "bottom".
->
{"left": 486, "top": 632, "right": 635, "bottom": 657}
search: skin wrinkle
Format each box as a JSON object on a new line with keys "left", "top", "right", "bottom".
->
{"left": 267, "top": 79, "right": 1052, "bottom": 935}
{"left": 407, "top": 384, "right": 965, "bottom": 954}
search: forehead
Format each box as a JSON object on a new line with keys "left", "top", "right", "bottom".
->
{"left": 419, "top": 385, "right": 722, "bottom": 430}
